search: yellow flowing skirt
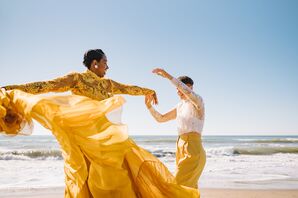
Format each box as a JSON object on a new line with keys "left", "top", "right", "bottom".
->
{"left": 0, "top": 89, "right": 200, "bottom": 198}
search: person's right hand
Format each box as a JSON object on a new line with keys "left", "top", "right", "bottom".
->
{"left": 151, "top": 92, "right": 158, "bottom": 105}
{"left": 145, "top": 91, "right": 158, "bottom": 108}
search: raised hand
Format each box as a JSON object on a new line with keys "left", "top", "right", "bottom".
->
{"left": 152, "top": 68, "right": 173, "bottom": 80}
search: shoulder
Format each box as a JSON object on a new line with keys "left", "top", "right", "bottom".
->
{"left": 65, "top": 71, "right": 80, "bottom": 77}
{"left": 63, "top": 71, "right": 80, "bottom": 81}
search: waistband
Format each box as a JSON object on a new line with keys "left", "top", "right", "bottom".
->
{"left": 178, "top": 132, "right": 201, "bottom": 141}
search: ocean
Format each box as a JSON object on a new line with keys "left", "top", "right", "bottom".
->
{"left": 0, "top": 135, "right": 297, "bottom": 190}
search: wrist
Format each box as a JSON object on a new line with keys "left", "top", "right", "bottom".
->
{"left": 167, "top": 75, "right": 173, "bottom": 80}
{"left": 147, "top": 89, "right": 154, "bottom": 95}
{"left": 146, "top": 104, "right": 152, "bottom": 109}
{"left": 165, "top": 73, "right": 173, "bottom": 80}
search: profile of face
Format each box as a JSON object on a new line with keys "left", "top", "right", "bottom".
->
{"left": 90, "top": 54, "right": 109, "bottom": 77}
{"left": 177, "top": 84, "right": 193, "bottom": 100}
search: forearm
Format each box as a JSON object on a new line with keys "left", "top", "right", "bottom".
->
{"left": 148, "top": 107, "right": 168, "bottom": 123}
{"left": 3, "top": 73, "right": 78, "bottom": 94}
{"left": 157, "top": 69, "right": 200, "bottom": 104}
{"left": 3, "top": 81, "right": 60, "bottom": 94}
{"left": 124, "top": 86, "right": 155, "bottom": 96}
{"left": 4, "top": 82, "right": 69, "bottom": 94}
{"left": 171, "top": 78, "right": 203, "bottom": 108}
{"left": 4, "top": 82, "right": 47, "bottom": 94}
{"left": 111, "top": 80, "right": 155, "bottom": 96}
{"left": 154, "top": 69, "right": 200, "bottom": 105}
{"left": 147, "top": 106, "right": 176, "bottom": 123}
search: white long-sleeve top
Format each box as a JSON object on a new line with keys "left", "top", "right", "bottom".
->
{"left": 148, "top": 78, "right": 205, "bottom": 135}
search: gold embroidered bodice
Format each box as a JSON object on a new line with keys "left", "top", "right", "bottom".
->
{"left": 3, "top": 70, "right": 155, "bottom": 101}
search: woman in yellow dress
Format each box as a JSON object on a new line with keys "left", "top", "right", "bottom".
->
{"left": 0, "top": 49, "right": 200, "bottom": 198}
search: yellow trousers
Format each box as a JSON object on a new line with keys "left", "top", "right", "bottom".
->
{"left": 175, "top": 132, "right": 206, "bottom": 189}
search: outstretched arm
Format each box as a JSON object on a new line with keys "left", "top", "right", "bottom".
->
{"left": 148, "top": 107, "right": 176, "bottom": 123}
{"left": 110, "top": 79, "right": 158, "bottom": 104}
{"left": 145, "top": 95, "right": 176, "bottom": 123}
{"left": 2, "top": 72, "right": 79, "bottom": 94}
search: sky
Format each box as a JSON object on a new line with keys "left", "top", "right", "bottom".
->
{"left": 0, "top": 0, "right": 297, "bottom": 136}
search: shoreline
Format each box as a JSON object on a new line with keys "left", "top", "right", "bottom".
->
{"left": 2, "top": 187, "right": 298, "bottom": 198}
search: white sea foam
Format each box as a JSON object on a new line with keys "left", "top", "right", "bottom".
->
{"left": 0, "top": 135, "right": 297, "bottom": 189}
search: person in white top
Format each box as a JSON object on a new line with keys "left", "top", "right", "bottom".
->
{"left": 145, "top": 68, "right": 206, "bottom": 189}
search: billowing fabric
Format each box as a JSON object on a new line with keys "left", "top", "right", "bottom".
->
{"left": 0, "top": 89, "right": 200, "bottom": 198}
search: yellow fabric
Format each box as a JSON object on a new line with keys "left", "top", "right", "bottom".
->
{"left": 4, "top": 70, "right": 155, "bottom": 101}
{"left": 175, "top": 132, "right": 206, "bottom": 189}
{"left": 0, "top": 90, "right": 200, "bottom": 198}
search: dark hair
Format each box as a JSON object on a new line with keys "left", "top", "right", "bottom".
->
{"left": 178, "top": 76, "right": 194, "bottom": 85}
{"left": 83, "top": 49, "right": 105, "bottom": 69}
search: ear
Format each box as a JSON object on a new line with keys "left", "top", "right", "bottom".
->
{"left": 91, "top": 60, "right": 98, "bottom": 67}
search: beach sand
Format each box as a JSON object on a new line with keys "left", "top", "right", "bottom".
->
{"left": 201, "top": 189, "right": 298, "bottom": 198}
{"left": 2, "top": 188, "right": 298, "bottom": 198}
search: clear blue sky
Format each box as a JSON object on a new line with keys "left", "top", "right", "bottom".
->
{"left": 0, "top": 0, "right": 297, "bottom": 135}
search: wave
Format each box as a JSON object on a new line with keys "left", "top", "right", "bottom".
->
{"left": 252, "top": 138, "right": 298, "bottom": 144}
{"left": 135, "top": 139, "right": 176, "bottom": 143}
{"left": 151, "top": 150, "right": 175, "bottom": 158}
{"left": 0, "top": 148, "right": 175, "bottom": 160}
{"left": 1, "top": 145, "right": 297, "bottom": 161}
{"left": 206, "top": 146, "right": 233, "bottom": 156}
{"left": 203, "top": 138, "right": 298, "bottom": 144}
{"left": 207, "top": 146, "right": 298, "bottom": 156}
{"left": 233, "top": 146, "right": 298, "bottom": 155}
{"left": 0, "top": 150, "right": 62, "bottom": 160}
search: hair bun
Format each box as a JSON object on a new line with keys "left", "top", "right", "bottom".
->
{"left": 83, "top": 49, "right": 105, "bottom": 69}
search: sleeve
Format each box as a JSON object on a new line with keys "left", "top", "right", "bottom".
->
{"left": 3, "top": 72, "right": 79, "bottom": 94}
{"left": 171, "top": 78, "right": 204, "bottom": 110}
{"left": 0, "top": 88, "right": 33, "bottom": 135}
{"left": 110, "top": 80, "right": 155, "bottom": 96}
{"left": 148, "top": 106, "right": 176, "bottom": 123}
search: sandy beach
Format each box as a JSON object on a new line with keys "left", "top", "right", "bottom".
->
{"left": 201, "top": 189, "right": 298, "bottom": 198}
{"left": 2, "top": 188, "right": 298, "bottom": 198}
